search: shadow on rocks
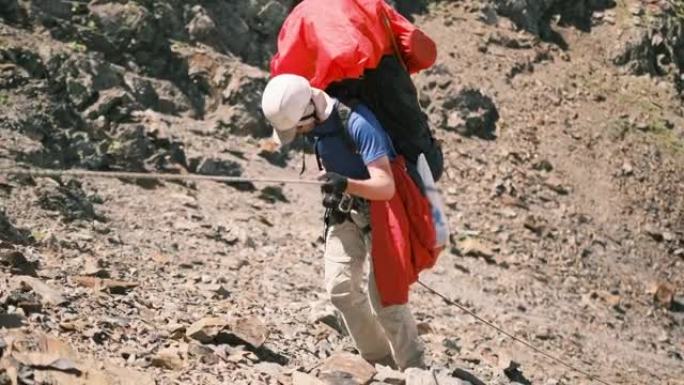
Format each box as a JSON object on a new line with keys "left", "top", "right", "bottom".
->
{"left": 258, "top": 135, "right": 314, "bottom": 169}
{"left": 38, "top": 179, "right": 106, "bottom": 223}
{"left": 257, "top": 150, "right": 290, "bottom": 168}
{"left": 503, "top": 361, "right": 532, "bottom": 385}
{"left": 0, "top": 313, "right": 26, "bottom": 329}
{"left": 0, "top": 249, "right": 38, "bottom": 276}
{"left": 671, "top": 299, "right": 684, "bottom": 313}
{"left": 214, "top": 333, "right": 289, "bottom": 365}
{"left": 0, "top": 211, "right": 33, "bottom": 245}
{"left": 251, "top": 345, "right": 289, "bottom": 365}
{"left": 452, "top": 368, "right": 487, "bottom": 385}
{"left": 492, "top": 0, "right": 617, "bottom": 49}
{"left": 258, "top": 186, "right": 289, "bottom": 204}
{"left": 190, "top": 156, "right": 255, "bottom": 192}
{"left": 0, "top": 0, "right": 25, "bottom": 25}
{"left": 443, "top": 88, "right": 499, "bottom": 140}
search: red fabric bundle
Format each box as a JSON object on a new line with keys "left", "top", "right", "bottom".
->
{"left": 369, "top": 156, "right": 438, "bottom": 306}
{"left": 270, "top": 0, "right": 437, "bottom": 89}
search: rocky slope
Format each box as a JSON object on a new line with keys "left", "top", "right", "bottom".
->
{"left": 1, "top": 1, "right": 683, "bottom": 385}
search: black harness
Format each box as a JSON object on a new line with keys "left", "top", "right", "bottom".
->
{"left": 312, "top": 101, "right": 369, "bottom": 231}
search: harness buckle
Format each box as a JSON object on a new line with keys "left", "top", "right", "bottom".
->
{"left": 337, "top": 194, "right": 354, "bottom": 213}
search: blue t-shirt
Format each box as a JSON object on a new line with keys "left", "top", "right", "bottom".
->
{"left": 308, "top": 102, "right": 396, "bottom": 180}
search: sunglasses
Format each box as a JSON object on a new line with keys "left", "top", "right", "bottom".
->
{"left": 294, "top": 101, "right": 316, "bottom": 130}
{"left": 299, "top": 111, "right": 315, "bottom": 122}
{"left": 300, "top": 100, "right": 317, "bottom": 121}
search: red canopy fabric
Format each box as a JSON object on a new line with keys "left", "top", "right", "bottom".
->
{"left": 270, "top": 0, "right": 437, "bottom": 89}
{"left": 369, "top": 156, "right": 438, "bottom": 306}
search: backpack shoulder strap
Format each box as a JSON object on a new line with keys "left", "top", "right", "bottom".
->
{"left": 313, "top": 101, "right": 359, "bottom": 171}
{"left": 337, "top": 99, "right": 359, "bottom": 153}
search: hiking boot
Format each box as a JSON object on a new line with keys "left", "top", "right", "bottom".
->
{"left": 368, "top": 354, "right": 398, "bottom": 370}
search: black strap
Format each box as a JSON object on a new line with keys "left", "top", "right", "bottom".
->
{"left": 336, "top": 100, "right": 359, "bottom": 153}
{"left": 299, "top": 150, "right": 306, "bottom": 175}
{"left": 313, "top": 101, "right": 359, "bottom": 171}
{"left": 314, "top": 141, "right": 323, "bottom": 171}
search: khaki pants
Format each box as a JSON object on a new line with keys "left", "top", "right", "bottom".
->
{"left": 323, "top": 208, "right": 425, "bottom": 370}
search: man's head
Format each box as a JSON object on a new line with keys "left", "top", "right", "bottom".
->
{"left": 261, "top": 74, "right": 317, "bottom": 146}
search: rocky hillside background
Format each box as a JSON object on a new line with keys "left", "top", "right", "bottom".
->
{"left": 1, "top": 1, "right": 683, "bottom": 385}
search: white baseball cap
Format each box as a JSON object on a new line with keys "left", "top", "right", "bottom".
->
{"left": 261, "top": 74, "right": 314, "bottom": 146}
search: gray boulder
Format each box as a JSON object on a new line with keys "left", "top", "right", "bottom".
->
{"left": 88, "top": 2, "right": 159, "bottom": 53}
{"left": 37, "top": 179, "right": 103, "bottom": 223}
{"left": 106, "top": 123, "right": 187, "bottom": 172}
{"left": 123, "top": 73, "right": 194, "bottom": 116}
{"left": 405, "top": 368, "right": 472, "bottom": 385}
{"left": 253, "top": 1, "right": 288, "bottom": 36}
{"left": 83, "top": 88, "right": 138, "bottom": 123}
{"left": 0, "top": 46, "right": 47, "bottom": 79}
{"left": 29, "top": 0, "right": 73, "bottom": 21}
{"left": 186, "top": 5, "right": 223, "bottom": 49}
{"left": 612, "top": 7, "right": 684, "bottom": 92}
{"left": 189, "top": 156, "right": 254, "bottom": 191}
{"left": 612, "top": 28, "right": 661, "bottom": 76}
{"left": 49, "top": 54, "right": 124, "bottom": 110}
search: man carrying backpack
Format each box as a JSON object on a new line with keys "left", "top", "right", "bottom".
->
{"left": 261, "top": 74, "right": 438, "bottom": 370}
{"left": 272, "top": 0, "right": 443, "bottom": 184}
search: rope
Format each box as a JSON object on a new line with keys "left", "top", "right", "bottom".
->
{"left": 417, "top": 280, "right": 614, "bottom": 385}
{"left": 0, "top": 168, "right": 324, "bottom": 186}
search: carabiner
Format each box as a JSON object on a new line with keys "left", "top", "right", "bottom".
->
{"left": 337, "top": 194, "right": 354, "bottom": 213}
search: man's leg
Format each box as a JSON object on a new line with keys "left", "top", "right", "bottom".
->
{"left": 324, "top": 219, "right": 392, "bottom": 361}
{"left": 368, "top": 269, "right": 426, "bottom": 370}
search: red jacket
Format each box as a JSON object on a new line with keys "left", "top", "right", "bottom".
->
{"left": 369, "top": 156, "right": 438, "bottom": 306}
{"left": 270, "top": 0, "right": 437, "bottom": 89}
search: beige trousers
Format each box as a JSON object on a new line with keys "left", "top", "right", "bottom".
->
{"left": 323, "top": 208, "right": 425, "bottom": 370}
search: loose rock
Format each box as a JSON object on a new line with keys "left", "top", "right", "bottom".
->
{"left": 374, "top": 364, "right": 406, "bottom": 385}
{"left": 652, "top": 283, "right": 676, "bottom": 309}
{"left": 223, "top": 316, "right": 270, "bottom": 349}
{"left": 292, "top": 371, "right": 326, "bottom": 385}
{"left": 405, "top": 368, "right": 471, "bottom": 385}
{"left": 151, "top": 347, "right": 184, "bottom": 370}
{"left": 72, "top": 276, "right": 138, "bottom": 295}
{"left": 456, "top": 238, "right": 496, "bottom": 262}
{"left": 186, "top": 317, "right": 229, "bottom": 344}
{"left": 0, "top": 249, "right": 37, "bottom": 276}
{"left": 12, "top": 276, "right": 67, "bottom": 306}
{"left": 319, "top": 353, "right": 376, "bottom": 385}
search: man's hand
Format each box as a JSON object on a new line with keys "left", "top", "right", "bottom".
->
{"left": 318, "top": 172, "right": 348, "bottom": 195}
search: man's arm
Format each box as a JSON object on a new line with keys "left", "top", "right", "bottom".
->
{"left": 318, "top": 104, "right": 396, "bottom": 202}
{"left": 346, "top": 155, "right": 395, "bottom": 201}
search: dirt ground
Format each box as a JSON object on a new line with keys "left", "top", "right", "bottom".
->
{"left": 1, "top": 1, "right": 683, "bottom": 385}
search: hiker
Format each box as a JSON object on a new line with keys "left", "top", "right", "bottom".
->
{"left": 272, "top": 0, "right": 443, "bottom": 184}
{"left": 261, "top": 74, "right": 439, "bottom": 370}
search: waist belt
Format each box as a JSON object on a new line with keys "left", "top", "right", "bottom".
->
{"left": 324, "top": 195, "right": 368, "bottom": 226}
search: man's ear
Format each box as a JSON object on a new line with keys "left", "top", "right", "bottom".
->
{"left": 311, "top": 88, "right": 335, "bottom": 121}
